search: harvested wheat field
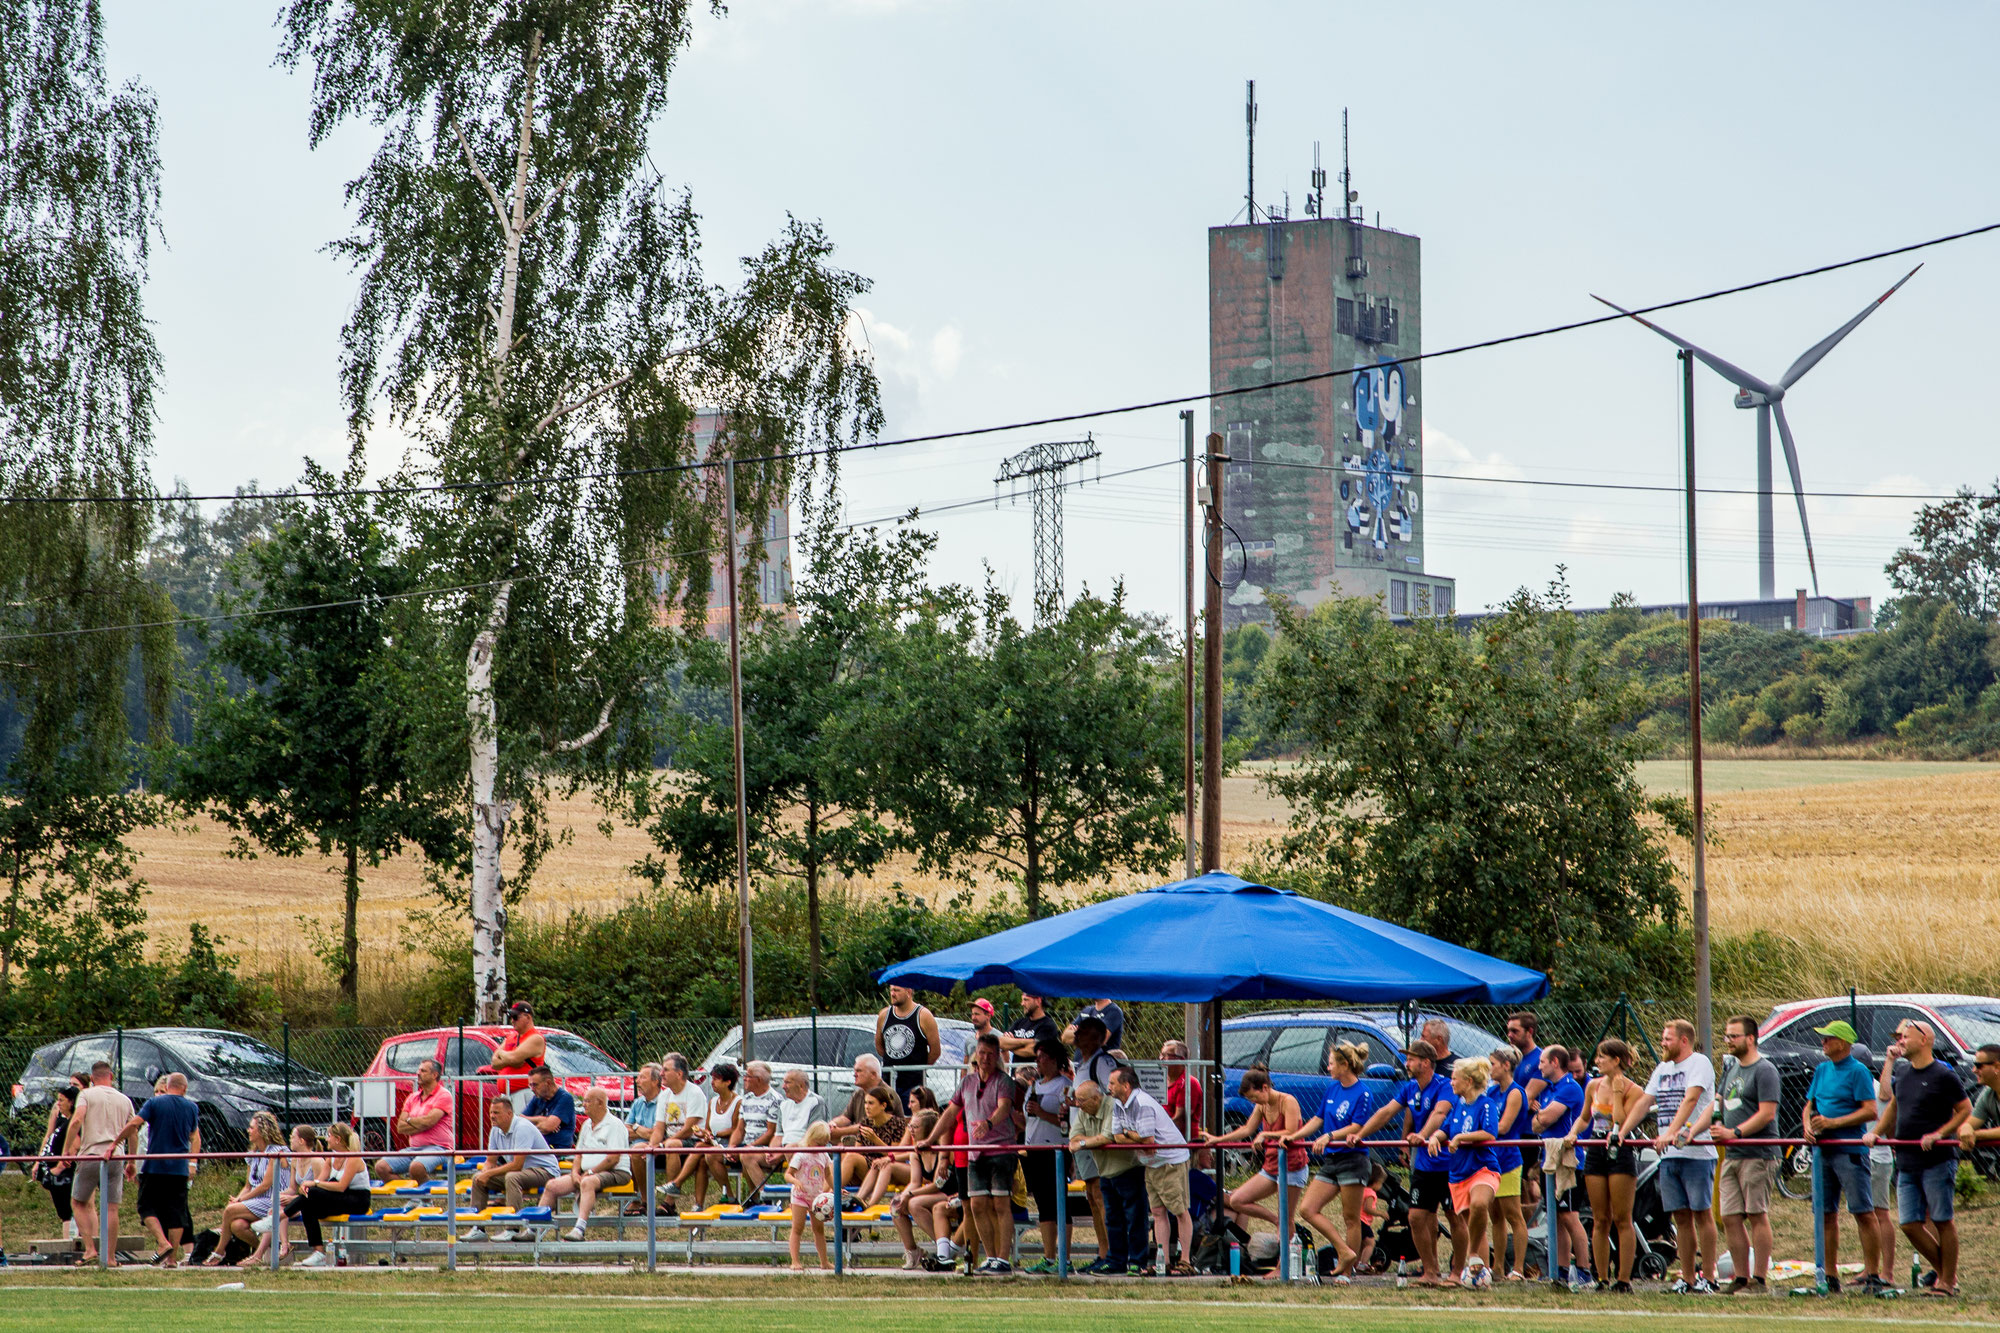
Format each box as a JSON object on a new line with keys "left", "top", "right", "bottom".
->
{"left": 128, "top": 761, "right": 1999, "bottom": 1008}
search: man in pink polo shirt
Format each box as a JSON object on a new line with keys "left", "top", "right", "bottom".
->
{"left": 376, "top": 1058, "right": 455, "bottom": 1183}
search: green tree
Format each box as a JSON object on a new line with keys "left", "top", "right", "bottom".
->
{"left": 0, "top": 0, "right": 173, "bottom": 999}
{"left": 858, "top": 582, "right": 1184, "bottom": 918}
{"left": 1885, "top": 482, "right": 2000, "bottom": 622}
{"left": 1256, "top": 583, "right": 1693, "bottom": 989}
{"left": 278, "top": 0, "right": 881, "bottom": 1017}
{"left": 170, "top": 458, "right": 468, "bottom": 1012}
{"left": 636, "top": 518, "right": 965, "bottom": 1002}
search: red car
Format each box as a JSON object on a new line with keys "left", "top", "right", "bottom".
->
{"left": 354, "top": 1025, "right": 635, "bottom": 1151}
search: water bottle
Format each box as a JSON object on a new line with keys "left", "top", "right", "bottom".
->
{"left": 1228, "top": 1239, "right": 1240, "bottom": 1275}
{"left": 1911, "top": 1255, "right": 1920, "bottom": 1290}
{"left": 1396, "top": 1257, "right": 1408, "bottom": 1290}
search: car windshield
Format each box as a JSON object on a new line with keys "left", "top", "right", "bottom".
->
{"left": 164, "top": 1033, "right": 300, "bottom": 1082}
{"left": 1938, "top": 1005, "right": 2000, "bottom": 1049}
{"left": 542, "top": 1032, "right": 627, "bottom": 1076}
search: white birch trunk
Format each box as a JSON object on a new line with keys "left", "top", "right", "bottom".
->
{"left": 468, "top": 579, "right": 513, "bottom": 1020}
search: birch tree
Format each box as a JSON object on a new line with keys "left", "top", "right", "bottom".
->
{"left": 279, "top": 1, "right": 881, "bottom": 1018}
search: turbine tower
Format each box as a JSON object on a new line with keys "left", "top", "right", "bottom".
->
{"left": 1595, "top": 266, "right": 1920, "bottom": 598}
{"left": 994, "top": 435, "right": 1101, "bottom": 623}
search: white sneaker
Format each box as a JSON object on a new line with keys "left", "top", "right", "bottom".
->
{"left": 297, "top": 1251, "right": 329, "bottom": 1268}
{"left": 564, "top": 1226, "right": 585, "bottom": 1242}
{"left": 461, "top": 1227, "right": 488, "bottom": 1242}
{"left": 251, "top": 1215, "right": 274, "bottom": 1235}
{"left": 491, "top": 1228, "right": 517, "bottom": 1242}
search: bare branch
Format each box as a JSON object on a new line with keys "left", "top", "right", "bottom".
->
{"left": 524, "top": 165, "right": 584, "bottom": 236}
{"left": 554, "top": 695, "right": 617, "bottom": 753}
{"left": 452, "top": 121, "right": 510, "bottom": 241}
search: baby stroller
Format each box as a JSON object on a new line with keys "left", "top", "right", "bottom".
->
{"left": 1525, "top": 1151, "right": 1675, "bottom": 1283}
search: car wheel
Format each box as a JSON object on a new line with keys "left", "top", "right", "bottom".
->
{"left": 1778, "top": 1145, "right": 1813, "bottom": 1201}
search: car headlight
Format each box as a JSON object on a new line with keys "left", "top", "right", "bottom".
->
{"left": 219, "top": 1094, "right": 268, "bottom": 1114}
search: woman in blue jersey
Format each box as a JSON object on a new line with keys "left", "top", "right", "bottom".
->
{"left": 1298, "top": 1040, "right": 1374, "bottom": 1283}
{"left": 1483, "top": 1047, "right": 1529, "bottom": 1281}
{"left": 1430, "top": 1056, "right": 1500, "bottom": 1289}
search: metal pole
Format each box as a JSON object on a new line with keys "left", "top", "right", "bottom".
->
{"left": 1544, "top": 1151, "right": 1561, "bottom": 1287}
{"left": 1811, "top": 1141, "right": 1826, "bottom": 1293}
{"left": 831, "top": 1149, "right": 845, "bottom": 1275}
{"left": 268, "top": 1154, "right": 282, "bottom": 1271}
{"left": 811, "top": 1006, "right": 821, "bottom": 1100}
{"left": 628, "top": 1008, "right": 639, "bottom": 1071}
{"left": 724, "top": 457, "right": 756, "bottom": 1063}
{"left": 1682, "top": 350, "right": 1713, "bottom": 1056}
{"left": 1201, "top": 432, "right": 1226, "bottom": 872}
{"left": 1182, "top": 408, "right": 1203, "bottom": 1064}
{"left": 645, "top": 1149, "right": 658, "bottom": 1272}
{"left": 115, "top": 1028, "right": 123, "bottom": 1091}
{"left": 445, "top": 1138, "right": 458, "bottom": 1271}
{"left": 97, "top": 1158, "right": 111, "bottom": 1269}
{"left": 1056, "top": 1147, "right": 1070, "bottom": 1278}
{"left": 1276, "top": 1154, "right": 1290, "bottom": 1281}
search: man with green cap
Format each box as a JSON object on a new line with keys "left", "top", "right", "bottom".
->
{"left": 1802, "top": 1018, "right": 1880, "bottom": 1292}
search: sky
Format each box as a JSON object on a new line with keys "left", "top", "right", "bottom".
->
{"left": 102, "top": 1, "right": 2000, "bottom": 622}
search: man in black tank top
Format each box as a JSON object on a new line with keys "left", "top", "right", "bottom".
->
{"left": 876, "top": 985, "right": 942, "bottom": 1099}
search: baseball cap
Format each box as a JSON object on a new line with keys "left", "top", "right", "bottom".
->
{"left": 1401, "top": 1039, "right": 1440, "bottom": 1062}
{"left": 506, "top": 1000, "right": 535, "bottom": 1019}
{"left": 970, "top": 998, "right": 995, "bottom": 1014}
{"left": 1813, "top": 1019, "right": 1859, "bottom": 1043}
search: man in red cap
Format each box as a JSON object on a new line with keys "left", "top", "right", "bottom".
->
{"left": 492, "top": 1000, "right": 548, "bottom": 1073}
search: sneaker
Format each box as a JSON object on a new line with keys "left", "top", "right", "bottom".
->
{"left": 1125, "top": 1263, "right": 1147, "bottom": 1276}
{"left": 461, "top": 1227, "right": 488, "bottom": 1242}
{"left": 297, "top": 1251, "right": 329, "bottom": 1268}
{"left": 563, "top": 1226, "right": 585, "bottom": 1242}
{"left": 1571, "top": 1267, "right": 1594, "bottom": 1287}
{"left": 919, "top": 1253, "right": 951, "bottom": 1273}
{"left": 987, "top": 1258, "right": 1013, "bottom": 1274}
{"left": 1022, "top": 1259, "right": 1055, "bottom": 1274}
{"left": 1693, "top": 1277, "right": 1719, "bottom": 1294}
{"left": 1918, "top": 1269, "right": 1939, "bottom": 1289}
{"left": 660, "top": 1181, "right": 681, "bottom": 1196}
{"left": 1612, "top": 1280, "right": 1633, "bottom": 1294}
{"left": 490, "top": 1229, "right": 516, "bottom": 1243}
{"left": 1669, "top": 1279, "right": 1692, "bottom": 1294}
{"left": 1736, "top": 1277, "right": 1768, "bottom": 1296}
{"left": 1726, "top": 1277, "right": 1749, "bottom": 1294}
{"left": 902, "top": 1250, "right": 923, "bottom": 1271}
{"left": 1081, "top": 1257, "right": 1117, "bottom": 1274}
{"left": 1825, "top": 1275, "right": 1841, "bottom": 1294}
{"left": 251, "top": 1216, "right": 273, "bottom": 1236}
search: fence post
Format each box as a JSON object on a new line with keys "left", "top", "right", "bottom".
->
{"left": 810, "top": 1006, "right": 821, "bottom": 1100}
{"left": 115, "top": 1027, "right": 123, "bottom": 1089}
{"left": 97, "top": 1157, "right": 111, "bottom": 1269}
{"left": 628, "top": 1009, "right": 639, "bottom": 1072}
{"left": 1849, "top": 986, "right": 1858, "bottom": 1036}
{"left": 1055, "top": 1147, "right": 1069, "bottom": 1278}
{"left": 1276, "top": 1153, "right": 1290, "bottom": 1281}
{"left": 830, "top": 1149, "right": 844, "bottom": 1276}
{"left": 268, "top": 1155, "right": 282, "bottom": 1271}
{"left": 1811, "top": 1143, "right": 1826, "bottom": 1294}
{"left": 445, "top": 1141, "right": 458, "bottom": 1271}
{"left": 1544, "top": 1151, "right": 1561, "bottom": 1287}
{"left": 645, "top": 1149, "right": 657, "bottom": 1273}
{"left": 283, "top": 1019, "right": 292, "bottom": 1127}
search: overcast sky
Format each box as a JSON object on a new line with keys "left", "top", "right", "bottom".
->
{"left": 105, "top": 1, "right": 2000, "bottom": 620}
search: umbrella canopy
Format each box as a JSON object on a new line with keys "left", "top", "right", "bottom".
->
{"left": 875, "top": 871, "right": 1547, "bottom": 1005}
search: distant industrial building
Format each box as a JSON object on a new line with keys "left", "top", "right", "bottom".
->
{"left": 1455, "top": 590, "right": 1874, "bottom": 638}
{"left": 1209, "top": 203, "right": 1454, "bottom": 630}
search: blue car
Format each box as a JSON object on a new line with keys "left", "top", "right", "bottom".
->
{"left": 1220, "top": 1009, "right": 1509, "bottom": 1137}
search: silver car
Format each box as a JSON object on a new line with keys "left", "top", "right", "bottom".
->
{"left": 700, "top": 1013, "right": 976, "bottom": 1112}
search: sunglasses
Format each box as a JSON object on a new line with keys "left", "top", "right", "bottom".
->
{"left": 1977, "top": 1061, "right": 1998, "bottom": 1071}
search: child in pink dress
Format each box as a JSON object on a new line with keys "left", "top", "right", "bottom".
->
{"left": 786, "top": 1121, "right": 835, "bottom": 1270}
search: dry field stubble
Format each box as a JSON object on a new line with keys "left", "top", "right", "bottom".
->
{"left": 125, "top": 763, "right": 1998, "bottom": 1014}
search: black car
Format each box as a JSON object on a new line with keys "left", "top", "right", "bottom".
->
{"left": 10, "top": 1027, "right": 337, "bottom": 1151}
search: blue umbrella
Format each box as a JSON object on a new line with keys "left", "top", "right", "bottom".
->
{"left": 875, "top": 870, "right": 1547, "bottom": 1005}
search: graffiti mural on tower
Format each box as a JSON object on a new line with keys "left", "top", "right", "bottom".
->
{"left": 1341, "top": 359, "right": 1418, "bottom": 562}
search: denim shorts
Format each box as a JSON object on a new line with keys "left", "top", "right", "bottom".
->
{"left": 1657, "top": 1156, "right": 1715, "bottom": 1214}
{"left": 1813, "top": 1147, "right": 1873, "bottom": 1215}
{"left": 1896, "top": 1159, "right": 1955, "bottom": 1225}
{"left": 1260, "top": 1162, "right": 1310, "bottom": 1188}
{"left": 379, "top": 1151, "right": 450, "bottom": 1177}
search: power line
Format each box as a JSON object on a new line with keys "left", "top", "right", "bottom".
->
{"left": 8, "top": 220, "right": 1998, "bottom": 508}
{"left": 1255, "top": 457, "right": 1986, "bottom": 503}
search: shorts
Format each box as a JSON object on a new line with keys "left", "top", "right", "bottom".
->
{"left": 1583, "top": 1143, "right": 1638, "bottom": 1177}
{"left": 1870, "top": 1153, "right": 1894, "bottom": 1205}
{"left": 1411, "top": 1168, "right": 1450, "bottom": 1213}
{"left": 1554, "top": 1182, "right": 1587, "bottom": 1214}
{"left": 1657, "top": 1157, "right": 1716, "bottom": 1215}
{"left": 1316, "top": 1152, "right": 1370, "bottom": 1187}
{"left": 70, "top": 1162, "right": 124, "bottom": 1206}
{"left": 1518, "top": 1142, "right": 1542, "bottom": 1175}
{"left": 967, "top": 1152, "right": 1016, "bottom": 1196}
{"left": 1144, "top": 1161, "right": 1190, "bottom": 1214}
{"left": 1718, "top": 1156, "right": 1777, "bottom": 1216}
{"left": 1260, "top": 1162, "right": 1310, "bottom": 1189}
{"left": 1813, "top": 1148, "right": 1872, "bottom": 1215}
{"left": 1495, "top": 1166, "right": 1522, "bottom": 1199}
{"left": 1448, "top": 1169, "right": 1500, "bottom": 1215}
{"left": 587, "top": 1169, "right": 633, "bottom": 1190}
{"left": 1896, "top": 1159, "right": 1955, "bottom": 1226}
{"left": 945, "top": 1164, "right": 968, "bottom": 1199}
{"left": 379, "top": 1151, "right": 450, "bottom": 1177}
{"left": 1023, "top": 1149, "right": 1069, "bottom": 1218}
{"left": 136, "top": 1173, "right": 193, "bottom": 1234}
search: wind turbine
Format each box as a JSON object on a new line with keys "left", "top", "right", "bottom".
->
{"left": 1593, "top": 266, "right": 1920, "bottom": 598}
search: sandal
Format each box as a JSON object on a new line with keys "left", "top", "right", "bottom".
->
{"left": 1167, "top": 1262, "right": 1197, "bottom": 1277}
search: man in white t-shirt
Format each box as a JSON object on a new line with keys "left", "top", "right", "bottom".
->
{"left": 654, "top": 1053, "right": 706, "bottom": 1209}
{"left": 776, "top": 1068, "right": 828, "bottom": 1146}
{"left": 535, "top": 1087, "right": 631, "bottom": 1241}
{"left": 1618, "top": 1019, "right": 1718, "bottom": 1293}
{"left": 735, "top": 1061, "right": 783, "bottom": 1203}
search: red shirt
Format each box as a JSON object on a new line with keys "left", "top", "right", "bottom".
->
{"left": 1164, "top": 1074, "right": 1202, "bottom": 1137}
{"left": 497, "top": 1024, "right": 545, "bottom": 1071}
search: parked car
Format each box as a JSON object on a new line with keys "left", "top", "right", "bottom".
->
{"left": 1220, "top": 1009, "right": 1509, "bottom": 1130}
{"left": 700, "top": 1013, "right": 977, "bottom": 1111}
{"left": 9, "top": 1027, "right": 337, "bottom": 1151}
{"left": 1756, "top": 994, "right": 2000, "bottom": 1195}
{"left": 354, "top": 1025, "right": 634, "bottom": 1151}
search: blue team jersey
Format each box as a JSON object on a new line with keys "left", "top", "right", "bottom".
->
{"left": 1482, "top": 1084, "right": 1524, "bottom": 1174}
{"left": 1514, "top": 1047, "right": 1545, "bottom": 1095}
{"left": 1400, "top": 1074, "right": 1458, "bottom": 1173}
{"left": 1318, "top": 1081, "right": 1373, "bottom": 1154}
{"left": 1542, "top": 1073, "right": 1586, "bottom": 1166}
{"left": 1442, "top": 1094, "right": 1499, "bottom": 1181}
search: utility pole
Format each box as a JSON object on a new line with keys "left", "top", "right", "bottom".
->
{"left": 723, "top": 460, "right": 755, "bottom": 1062}
{"left": 1681, "top": 351, "right": 1712, "bottom": 1055}
{"left": 1200, "top": 431, "right": 1228, "bottom": 1138}
{"left": 1181, "top": 410, "right": 1201, "bottom": 1062}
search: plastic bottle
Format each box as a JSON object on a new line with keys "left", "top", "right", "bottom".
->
{"left": 1396, "top": 1257, "right": 1408, "bottom": 1290}
{"left": 1911, "top": 1255, "right": 1920, "bottom": 1290}
{"left": 1229, "top": 1239, "right": 1241, "bottom": 1276}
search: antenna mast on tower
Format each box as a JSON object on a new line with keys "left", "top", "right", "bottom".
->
{"left": 1245, "top": 80, "right": 1258, "bottom": 224}
{"left": 1341, "top": 107, "right": 1367, "bottom": 279}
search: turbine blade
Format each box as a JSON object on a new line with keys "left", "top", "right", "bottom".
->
{"left": 1777, "top": 264, "right": 1922, "bottom": 390}
{"left": 1591, "top": 296, "right": 1776, "bottom": 396}
{"left": 1771, "top": 401, "right": 1820, "bottom": 596}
